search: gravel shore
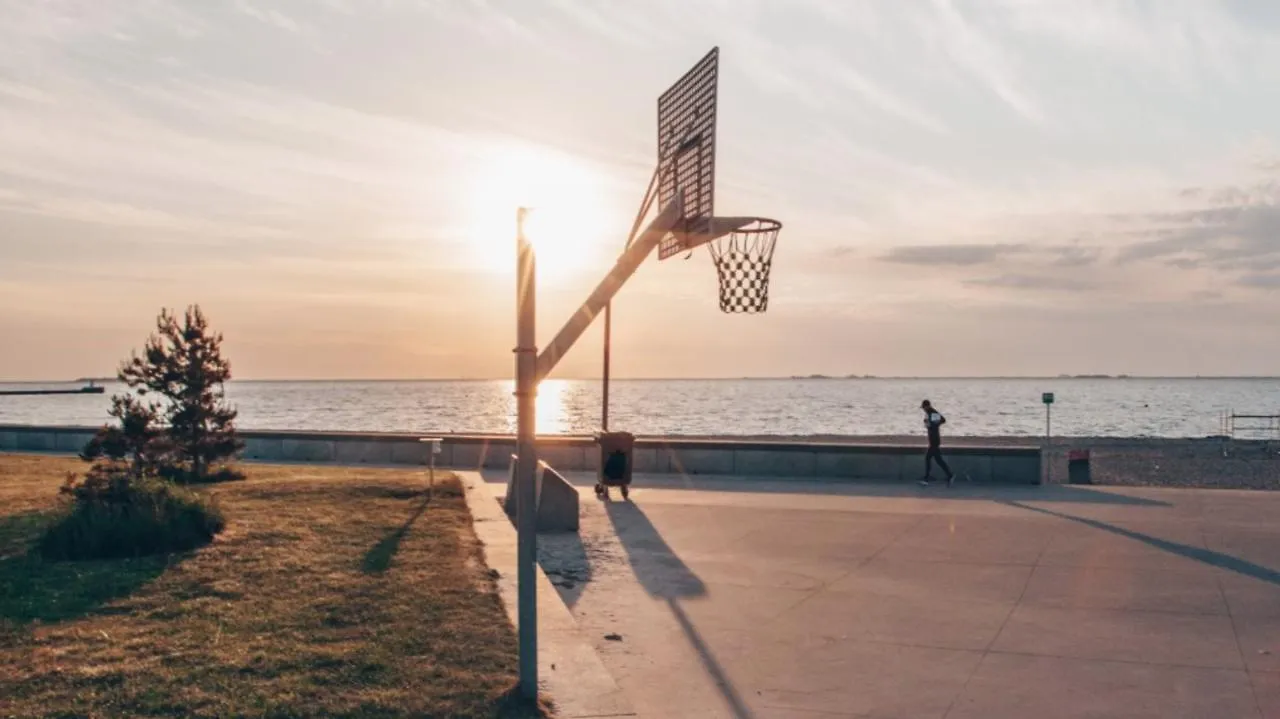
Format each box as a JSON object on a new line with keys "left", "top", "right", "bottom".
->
{"left": 1036, "top": 436, "right": 1280, "bottom": 491}
{"left": 651, "top": 433, "right": 1280, "bottom": 491}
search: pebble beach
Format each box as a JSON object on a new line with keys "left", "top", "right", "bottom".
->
{"left": 738, "top": 434, "right": 1280, "bottom": 491}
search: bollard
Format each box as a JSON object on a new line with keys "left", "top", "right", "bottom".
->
{"left": 1067, "top": 449, "right": 1091, "bottom": 485}
{"left": 420, "top": 438, "right": 443, "bottom": 498}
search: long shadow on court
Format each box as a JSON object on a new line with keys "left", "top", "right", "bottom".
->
{"left": 601, "top": 497, "right": 754, "bottom": 719}
{"left": 602, "top": 498, "right": 706, "bottom": 600}
{"left": 1007, "top": 501, "right": 1280, "bottom": 586}
{"left": 479, "top": 469, "right": 1166, "bottom": 506}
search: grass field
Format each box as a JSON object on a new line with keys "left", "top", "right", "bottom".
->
{"left": 0, "top": 454, "right": 547, "bottom": 718}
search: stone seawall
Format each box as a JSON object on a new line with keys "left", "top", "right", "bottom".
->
{"left": 0, "top": 425, "right": 1043, "bottom": 484}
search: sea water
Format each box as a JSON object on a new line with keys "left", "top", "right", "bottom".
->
{"left": 2, "top": 378, "right": 1278, "bottom": 439}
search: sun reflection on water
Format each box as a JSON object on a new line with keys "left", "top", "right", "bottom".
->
{"left": 502, "top": 378, "right": 571, "bottom": 434}
{"left": 536, "top": 379, "right": 569, "bottom": 434}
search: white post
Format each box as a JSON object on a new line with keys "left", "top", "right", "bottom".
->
{"left": 1045, "top": 403, "right": 1052, "bottom": 484}
{"left": 420, "top": 438, "right": 442, "bottom": 499}
{"left": 514, "top": 207, "right": 539, "bottom": 699}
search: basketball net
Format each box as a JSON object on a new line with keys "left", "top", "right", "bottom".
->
{"left": 707, "top": 218, "right": 781, "bottom": 314}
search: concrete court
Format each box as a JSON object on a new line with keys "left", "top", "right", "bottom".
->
{"left": 483, "top": 471, "right": 1280, "bottom": 719}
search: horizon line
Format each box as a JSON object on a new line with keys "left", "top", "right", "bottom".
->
{"left": 6, "top": 375, "right": 1280, "bottom": 383}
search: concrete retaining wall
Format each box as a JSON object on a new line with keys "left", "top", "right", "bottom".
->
{"left": 0, "top": 424, "right": 1042, "bottom": 485}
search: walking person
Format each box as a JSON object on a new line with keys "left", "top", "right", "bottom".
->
{"left": 918, "top": 399, "right": 955, "bottom": 487}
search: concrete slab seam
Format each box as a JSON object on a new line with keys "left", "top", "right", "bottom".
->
{"left": 1205, "top": 524, "right": 1266, "bottom": 718}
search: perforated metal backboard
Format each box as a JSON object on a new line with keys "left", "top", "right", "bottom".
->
{"left": 657, "top": 47, "right": 718, "bottom": 260}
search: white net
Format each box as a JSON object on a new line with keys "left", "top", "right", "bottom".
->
{"left": 708, "top": 219, "right": 781, "bottom": 314}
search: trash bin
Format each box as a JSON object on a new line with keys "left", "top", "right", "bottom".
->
{"left": 1067, "top": 449, "right": 1091, "bottom": 485}
{"left": 595, "top": 430, "right": 635, "bottom": 498}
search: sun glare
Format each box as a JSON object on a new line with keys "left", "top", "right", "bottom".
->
{"left": 464, "top": 143, "right": 616, "bottom": 278}
{"left": 502, "top": 378, "right": 570, "bottom": 434}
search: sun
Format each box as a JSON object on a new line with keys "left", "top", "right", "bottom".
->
{"left": 463, "top": 142, "right": 617, "bottom": 278}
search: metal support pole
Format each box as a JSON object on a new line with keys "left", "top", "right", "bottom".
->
{"left": 514, "top": 207, "right": 539, "bottom": 699}
{"left": 536, "top": 198, "right": 680, "bottom": 384}
{"left": 602, "top": 303, "right": 611, "bottom": 431}
{"left": 600, "top": 168, "right": 659, "bottom": 434}
{"left": 513, "top": 188, "right": 673, "bottom": 703}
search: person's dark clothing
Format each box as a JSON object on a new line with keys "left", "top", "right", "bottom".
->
{"left": 925, "top": 445, "right": 951, "bottom": 478}
{"left": 922, "top": 408, "right": 953, "bottom": 481}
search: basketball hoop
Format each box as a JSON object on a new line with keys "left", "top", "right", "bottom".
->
{"left": 512, "top": 45, "right": 787, "bottom": 701}
{"left": 707, "top": 217, "right": 782, "bottom": 313}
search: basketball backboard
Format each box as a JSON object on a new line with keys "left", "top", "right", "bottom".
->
{"left": 657, "top": 46, "right": 718, "bottom": 260}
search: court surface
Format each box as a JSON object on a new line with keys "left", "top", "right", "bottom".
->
{"left": 484, "top": 471, "right": 1280, "bottom": 718}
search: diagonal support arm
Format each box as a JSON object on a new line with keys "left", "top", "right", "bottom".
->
{"left": 536, "top": 198, "right": 681, "bottom": 384}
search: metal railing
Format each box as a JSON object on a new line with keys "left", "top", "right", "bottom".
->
{"left": 1221, "top": 410, "right": 1280, "bottom": 439}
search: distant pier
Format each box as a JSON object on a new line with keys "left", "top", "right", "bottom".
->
{"left": 0, "top": 383, "right": 106, "bottom": 397}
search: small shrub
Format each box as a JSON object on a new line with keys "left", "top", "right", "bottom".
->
{"left": 80, "top": 394, "right": 172, "bottom": 479}
{"left": 158, "top": 463, "right": 246, "bottom": 485}
{"left": 204, "top": 465, "right": 246, "bottom": 484}
{"left": 39, "top": 469, "right": 226, "bottom": 561}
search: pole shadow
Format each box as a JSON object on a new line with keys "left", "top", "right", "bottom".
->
{"left": 602, "top": 497, "right": 706, "bottom": 600}
{"left": 360, "top": 493, "right": 432, "bottom": 575}
{"left": 1007, "top": 501, "right": 1280, "bottom": 586}
{"left": 635, "top": 475, "right": 1172, "bottom": 506}
{"left": 537, "top": 530, "right": 593, "bottom": 609}
{"left": 602, "top": 497, "right": 754, "bottom": 719}
{"left": 481, "top": 470, "right": 1169, "bottom": 506}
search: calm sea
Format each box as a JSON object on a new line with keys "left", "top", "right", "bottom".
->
{"left": 2, "top": 378, "right": 1279, "bottom": 439}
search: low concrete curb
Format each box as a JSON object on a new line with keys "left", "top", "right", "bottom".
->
{"left": 0, "top": 425, "right": 1043, "bottom": 484}
{"left": 457, "top": 471, "right": 635, "bottom": 718}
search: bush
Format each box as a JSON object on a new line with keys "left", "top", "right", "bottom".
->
{"left": 158, "top": 463, "right": 246, "bottom": 485}
{"left": 39, "top": 468, "right": 226, "bottom": 561}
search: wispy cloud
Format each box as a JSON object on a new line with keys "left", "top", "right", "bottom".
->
{"left": 987, "top": 0, "right": 1270, "bottom": 89}
{"left": 927, "top": 0, "right": 1045, "bottom": 125}
{"left": 1239, "top": 273, "right": 1280, "bottom": 289}
{"left": 4, "top": 0, "right": 1280, "bottom": 379}
{"left": 965, "top": 273, "right": 1098, "bottom": 292}
{"left": 881, "top": 243, "right": 1028, "bottom": 266}
{"left": 1115, "top": 180, "right": 1280, "bottom": 272}
{"left": 231, "top": 0, "right": 303, "bottom": 34}
{"left": 0, "top": 188, "right": 288, "bottom": 239}
{"left": 1051, "top": 245, "right": 1102, "bottom": 267}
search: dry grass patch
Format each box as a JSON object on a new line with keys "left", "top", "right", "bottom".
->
{"left": 0, "top": 454, "right": 548, "bottom": 718}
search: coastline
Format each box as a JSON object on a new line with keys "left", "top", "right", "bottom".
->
{"left": 606, "top": 433, "right": 1280, "bottom": 491}
{"left": 4, "top": 422, "right": 1278, "bottom": 490}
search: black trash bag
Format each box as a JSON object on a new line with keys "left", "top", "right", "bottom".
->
{"left": 603, "top": 449, "right": 628, "bottom": 483}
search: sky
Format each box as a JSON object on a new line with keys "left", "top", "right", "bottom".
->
{"left": 3, "top": 0, "right": 1280, "bottom": 380}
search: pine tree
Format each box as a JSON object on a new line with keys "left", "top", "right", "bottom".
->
{"left": 118, "top": 305, "right": 244, "bottom": 482}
